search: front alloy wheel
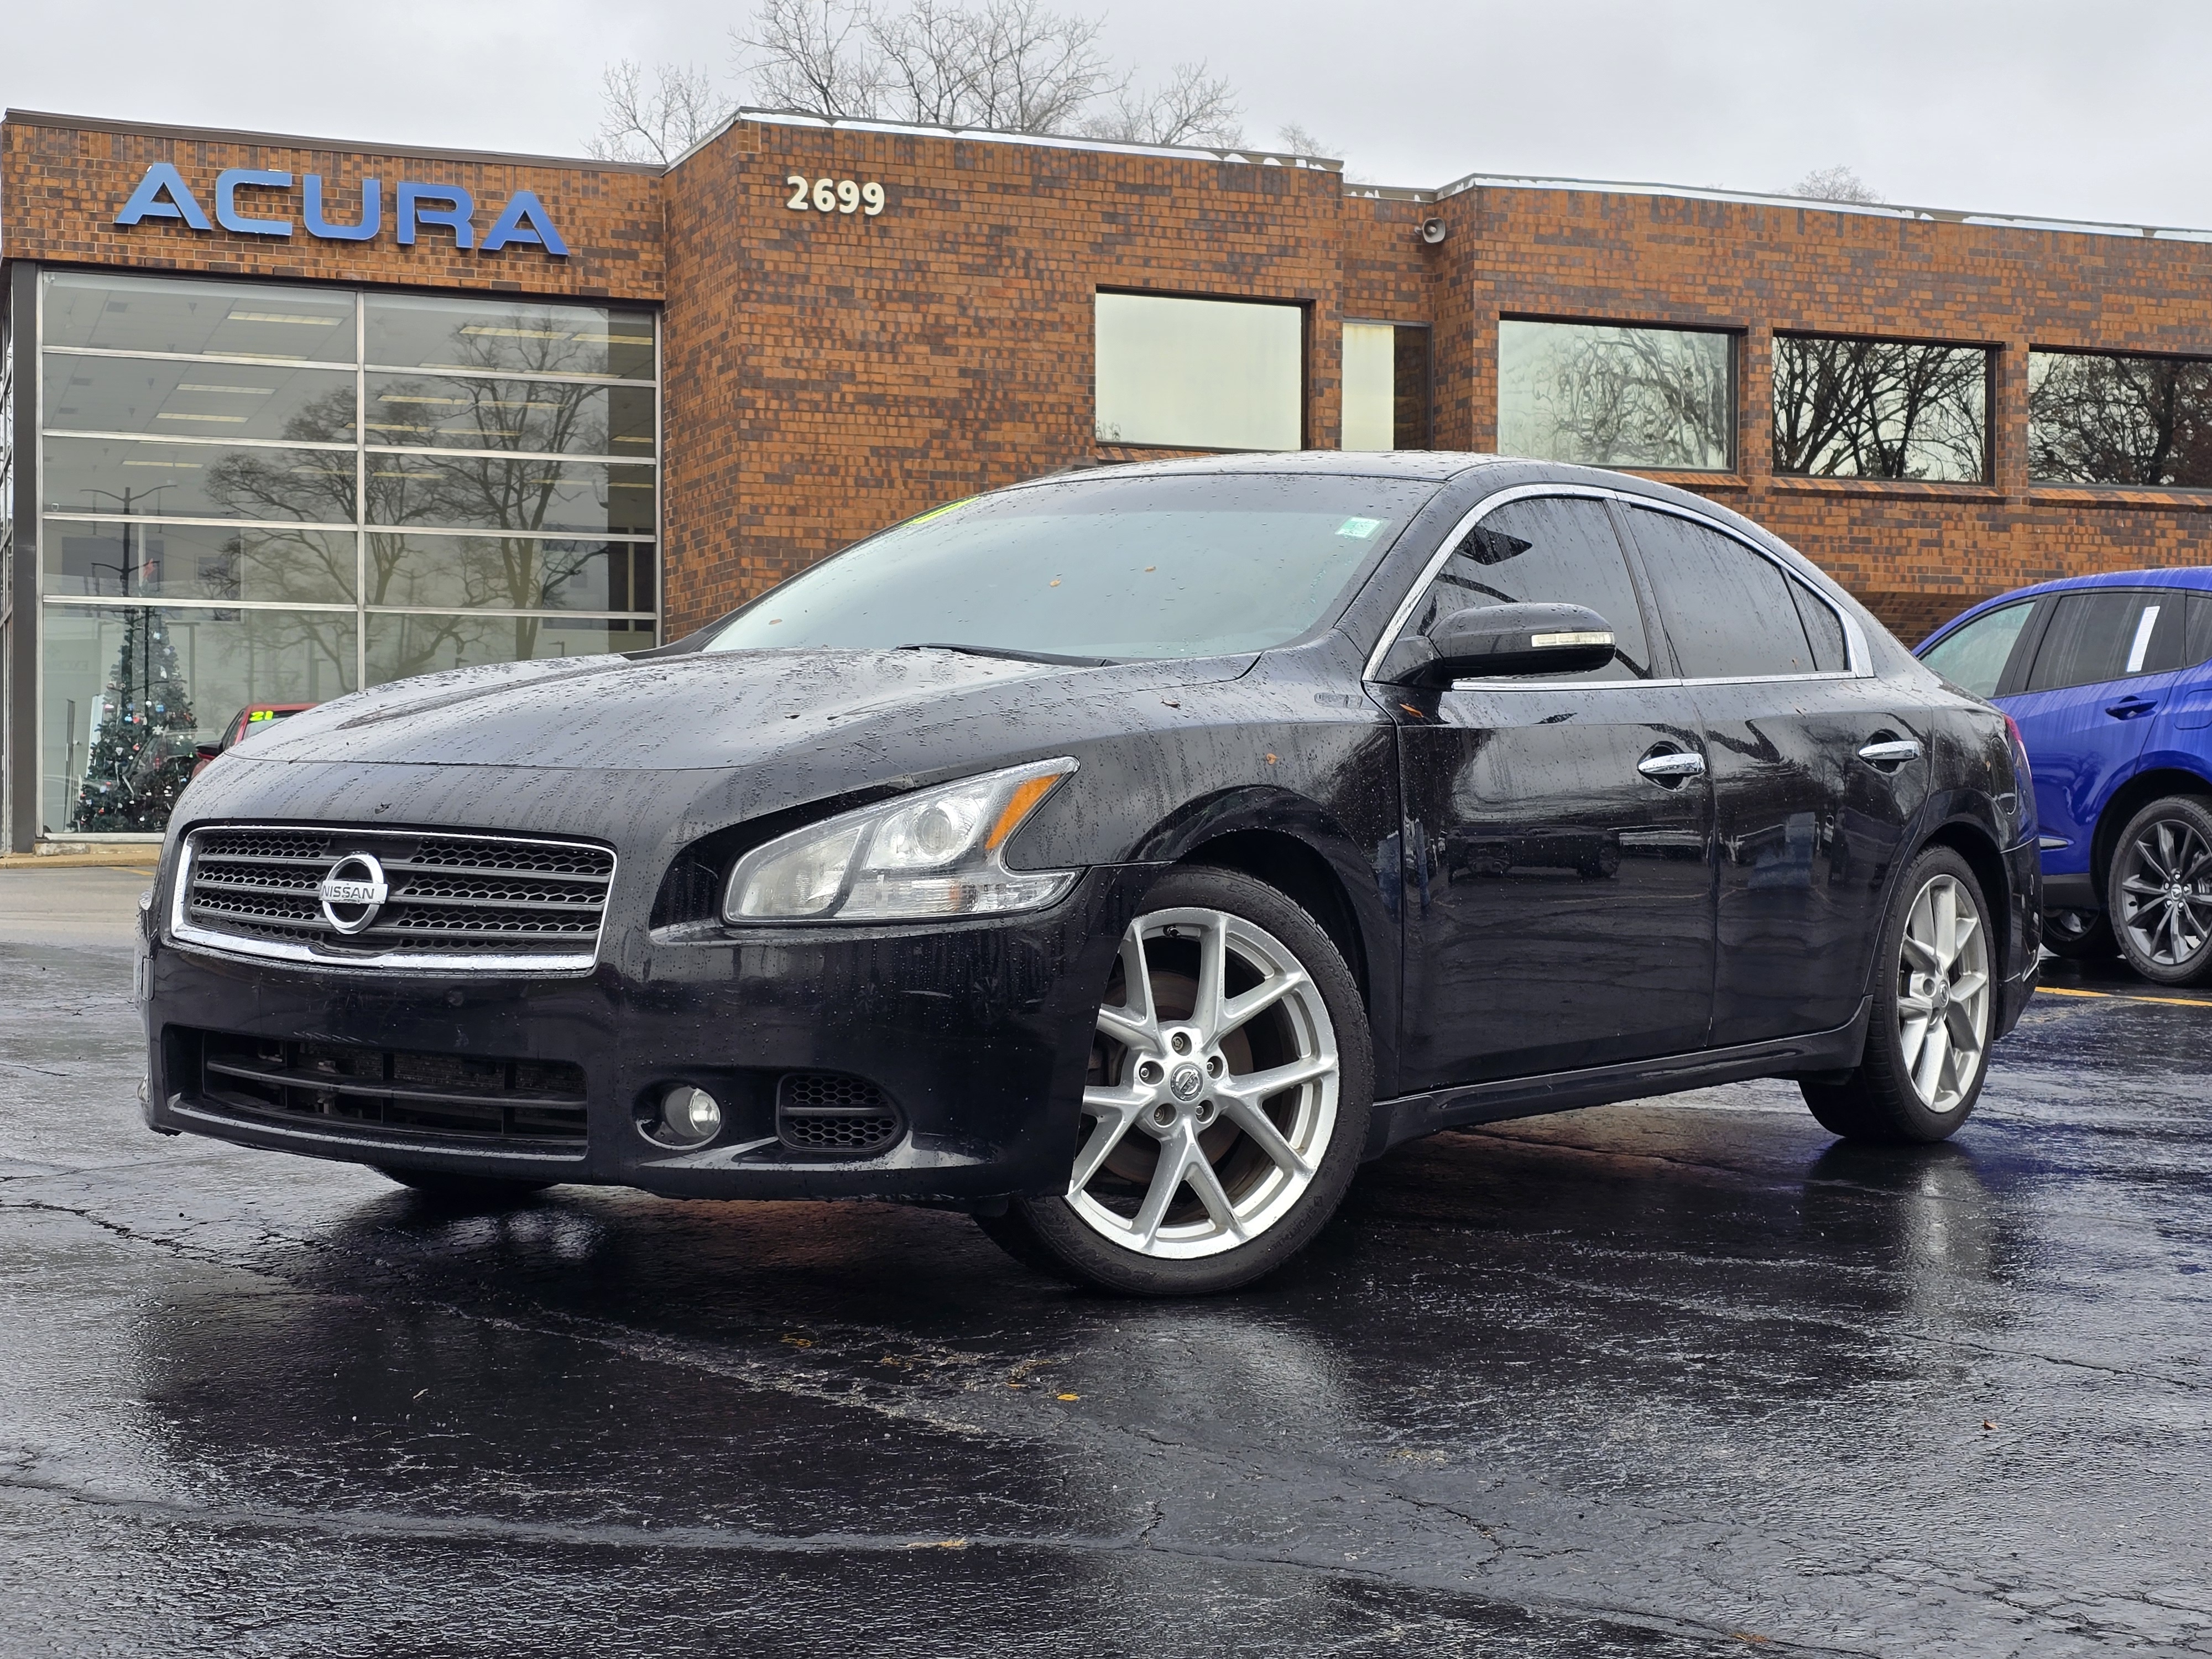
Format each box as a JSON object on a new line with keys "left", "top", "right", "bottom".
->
{"left": 976, "top": 865, "right": 1372, "bottom": 1295}
{"left": 2110, "top": 796, "right": 2212, "bottom": 984}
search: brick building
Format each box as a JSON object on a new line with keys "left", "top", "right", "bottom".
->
{"left": 7, "top": 105, "right": 2212, "bottom": 848}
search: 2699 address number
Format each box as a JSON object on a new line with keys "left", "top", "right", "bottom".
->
{"left": 786, "top": 175, "right": 886, "bottom": 216}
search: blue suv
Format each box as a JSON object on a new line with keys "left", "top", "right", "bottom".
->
{"left": 1919, "top": 569, "right": 2212, "bottom": 983}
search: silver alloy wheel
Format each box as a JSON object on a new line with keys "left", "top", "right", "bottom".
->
{"left": 2116, "top": 817, "right": 2212, "bottom": 967}
{"left": 1071, "top": 906, "right": 1340, "bottom": 1260}
{"left": 1896, "top": 872, "right": 1992, "bottom": 1115}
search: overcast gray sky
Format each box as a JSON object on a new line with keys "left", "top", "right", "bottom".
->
{"left": 3, "top": 0, "right": 2208, "bottom": 228}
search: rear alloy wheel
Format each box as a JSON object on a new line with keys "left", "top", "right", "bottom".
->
{"left": 976, "top": 865, "right": 1372, "bottom": 1296}
{"left": 1801, "top": 846, "right": 1995, "bottom": 1144}
{"left": 2109, "top": 796, "right": 2212, "bottom": 985}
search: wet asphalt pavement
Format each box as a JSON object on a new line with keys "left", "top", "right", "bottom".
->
{"left": 2, "top": 876, "right": 2208, "bottom": 1656}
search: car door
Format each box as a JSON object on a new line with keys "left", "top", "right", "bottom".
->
{"left": 2002, "top": 587, "right": 2194, "bottom": 873}
{"left": 1619, "top": 504, "right": 1918, "bottom": 1048}
{"left": 1379, "top": 491, "right": 1717, "bottom": 1088}
{"left": 2136, "top": 589, "right": 2212, "bottom": 767}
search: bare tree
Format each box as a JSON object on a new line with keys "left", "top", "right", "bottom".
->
{"left": 1793, "top": 164, "right": 1882, "bottom": 205}
{"left": 2029, "top": 351, "right": 2212, "bottom": 486}
{"left": 1771, "top": 336, "right": 1987, "bottom": 481}
{"left": 1275, "top": 122, "right": 1334, "bottom": 158}
{"left": 1083, "top": 61, "right": 1243, "bottom": 147}
{"left": 589, "top": 61, "right": 736, "bottom": 164}
{"left": 736, "top": 0, "right": 885, "bottom": 121}
{"left": 725, "top": 0, "right": 1244, "bottom": 141}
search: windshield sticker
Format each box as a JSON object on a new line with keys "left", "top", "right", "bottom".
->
{"left": 1336, "top": 517, "right": 1386, "bottom": 539}
{"left": 906, "top": 497, "right": 976, "bottom": 529}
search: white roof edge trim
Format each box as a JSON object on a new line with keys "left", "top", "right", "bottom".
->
{"left": 1420, "top": 170, "right": 2212, "bottom": 246}
{"left": 676, "top": 106, "right": 1344, "bottom": 173}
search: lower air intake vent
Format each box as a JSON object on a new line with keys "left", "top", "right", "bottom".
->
{"left": 776, "top": 1072, "right": 902, "bottom": 1155}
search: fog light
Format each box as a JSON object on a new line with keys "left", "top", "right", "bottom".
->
{"left": 660, "top": 1085, "right": 723, "bottom": 1146}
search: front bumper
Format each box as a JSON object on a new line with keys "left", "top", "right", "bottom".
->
{"left": 144, "top": 864, "right": 1158, "bottom": 1201}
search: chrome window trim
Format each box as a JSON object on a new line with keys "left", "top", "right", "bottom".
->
{"left": 1363, "top": 481, "right": 1872, "bottom": 687}
{"left": 168, "top": 824, "right": 616, "bottom": 976}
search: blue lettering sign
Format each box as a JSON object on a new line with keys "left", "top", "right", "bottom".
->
{"left": 111, "top": 163, "right": 566, "bottom": 258}
{"left": 397, "top": 184, "right": 475, "bottom": 249}
{"left": 215, "top": 169, "right": 294, "bottom": 237}
{"left": 114, "top": 162, "right": 212, "bottom": 231}
{"left": 481, "top": 190, "right": 569, "bottom": 257}
{"left": 303, "top": 176, "right": 381, "bottom": 242}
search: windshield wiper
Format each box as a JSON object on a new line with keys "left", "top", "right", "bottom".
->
{"left": 899, "top": 642, "right": 1118, "bottom": 667}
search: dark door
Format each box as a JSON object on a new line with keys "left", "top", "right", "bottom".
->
{"left": 1621, "top": 504, "right": 1921, "bottom": 1048}
{"left": 1384, "top": 493, "right": 1717, "bottom": 1088}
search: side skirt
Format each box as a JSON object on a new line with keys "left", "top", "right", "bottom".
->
{"left": 1361, "top": 998, "right": 1872, "bottom": 1161}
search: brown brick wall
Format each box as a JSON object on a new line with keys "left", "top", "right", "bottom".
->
{"left": 0, "top": 114, "right": 662, "bottom": 299}
{"left": 13, "top": 111, "right": 2212, "bottom": 646}
{"left": 1431, "top": 183, "right": 2212, "bottom": 637}
{"left": 660, "top": 119, "right": 1348, "bottom": 634}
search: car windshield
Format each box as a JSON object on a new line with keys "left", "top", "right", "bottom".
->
{"left": 701, "top": 472, "right": 1439, "bottom": 661}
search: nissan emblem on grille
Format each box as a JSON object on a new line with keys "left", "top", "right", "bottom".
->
{"left": 318, "top": 852, "right": 389, "bottom": 934}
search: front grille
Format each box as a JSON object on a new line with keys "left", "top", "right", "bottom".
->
{"left": 187, "top": 1029, "right": 588, "bottom": 1153}
{"left": 175, "top": 825, "right": 614, "bottom": 970}
{"left": 776, "top": 1072, "right": 903, "bottom": 1154}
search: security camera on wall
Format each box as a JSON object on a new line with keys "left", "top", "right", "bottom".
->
{"left": 1420, "top": 217, "right": 1448, "bottom": 245}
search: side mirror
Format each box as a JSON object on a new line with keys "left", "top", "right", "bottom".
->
{"left": 1378, "top": 602, "right": 1618, "bottom": 684}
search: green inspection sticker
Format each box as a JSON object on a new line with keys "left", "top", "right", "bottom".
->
{"left": 1336, "top": 517, "right": 1386, "bottom": 539}
{"left": 905, "top": 497, "right": 976, "bottom": 529}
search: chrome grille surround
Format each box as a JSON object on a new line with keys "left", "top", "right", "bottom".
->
{"left": 170, "top": 824, "right": 616, "bottom": 973}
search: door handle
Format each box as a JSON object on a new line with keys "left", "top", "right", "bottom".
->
{"left": 1856, "top": 738, "right": 1923, "bottom": 765}
{"left": 2106, "top": 696, "right": 2159, "bottom": 719}
{"left": 1636, "top": 750, "right": 1707, "bottom": 781}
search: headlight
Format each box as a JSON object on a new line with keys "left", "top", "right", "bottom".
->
{"left": 723, "top": 759, "right": 1079, "bottom": 923}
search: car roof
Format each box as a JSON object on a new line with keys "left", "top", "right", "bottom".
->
{"left": 1925, "top": 565, "right": 2212, "bottom": 645}
{"left": 1011, "top": 451, "right": 1515, "bottom": 487}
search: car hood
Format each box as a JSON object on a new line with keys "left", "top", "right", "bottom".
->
{"left": 238, "top": 646, "right": 1249, "bottom": 772}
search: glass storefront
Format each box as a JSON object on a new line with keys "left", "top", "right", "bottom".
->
{"left": 27, "top": 270, "right": 659, "bottom": 836}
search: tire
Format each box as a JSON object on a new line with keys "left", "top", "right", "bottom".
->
{"left": 975, "top": 865, "right": 1374, "bottom": 1296}
{"left": 2107, "top": 795, "right": 2212, "bottom": 985}
{"left": 2042, "top": 906, "right": 2119, "bottom": 961}
{"left": 378, "top": 1167, "right": 556, "bottom": 1204}
{"left": 1800, "top": 846, "right": 1997, "bottom": 1144}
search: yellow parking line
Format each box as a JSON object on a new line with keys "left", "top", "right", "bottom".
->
{"left": 2037, "top": 984, "right": 2212, "bottom": 1010}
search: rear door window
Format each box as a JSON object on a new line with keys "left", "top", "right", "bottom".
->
{"left": 1624, "top": 508, "right": 1818, "bottom": 679}
{"left": 2025, "top": 589, "right": 2189, "bottom": 692}
{"left": 1400, "top": 495, "right": 1655, "bottom": 682}
{"left": 1921, "top": 600, "right": 2035, "bottom": 698}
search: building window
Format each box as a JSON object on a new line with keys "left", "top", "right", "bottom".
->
{"left": 1094, "top": 293, "right": 1302, "bottom": 451}
{"left": 2028, "top": 349, "right": 2212, "bottom": 487}
{"left": 32, "top": 270, "right": 659, "bottom": 837}
{"left": 1497, "top": 320, "right": 1733, "bottom": 472}
{"left": 1342, "top": 322, "right": 1432, "bottom": 451}
{"left": 1771, "top": 334, "right": 1990, "bottom": 482}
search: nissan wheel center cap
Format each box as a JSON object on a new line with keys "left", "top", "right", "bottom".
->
{"left": 319, "top": 852, "right": 390, "bottom": 934}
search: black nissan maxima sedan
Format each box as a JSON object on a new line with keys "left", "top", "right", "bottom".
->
{"left": 141, "top": 455, "right": 2041, "bottom": 1295}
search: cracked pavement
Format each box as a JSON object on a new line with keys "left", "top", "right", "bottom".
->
{"left": 2, "top": 885, "right": 2208, "bottom": 1656}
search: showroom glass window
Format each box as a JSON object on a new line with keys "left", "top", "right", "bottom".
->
{"left": 1496, "top": 321, "right": 1734, "bottom": 472}
{"left": 2028, "top": 348, "right": 2212, "bottom": 487}
{"left": 1093, "top": 293, "right": 1303, "bottom": 450}
{"left": 34, "top": 271, "right": 659, "bottom": 836}
{"left": 1771, "top": 334, "right": 1990, "bottom": 482}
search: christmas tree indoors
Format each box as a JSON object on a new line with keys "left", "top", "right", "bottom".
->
{"left": 69, "top": 609, "right": 199, "bottom": 832}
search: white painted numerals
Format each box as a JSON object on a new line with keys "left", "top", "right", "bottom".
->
{"left": 786, "top": 175, "right": 886, "bottom": 216}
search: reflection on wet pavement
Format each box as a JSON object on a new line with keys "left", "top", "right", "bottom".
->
{"left": 3, "top": 935, "right": 2207, "bottom": 1655}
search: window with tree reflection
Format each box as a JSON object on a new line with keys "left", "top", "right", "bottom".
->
{"left": 1498, "top": 321, "right": 1733, "bottom": 471}
{"left": 1772, "top": 335, "right": 1990, "bottom": 482}
{"left": 31, "top": 270, "right": 659, "bottom": 836}
{"left": 2028, "top": 349, "right": 2212, "bottom": 487}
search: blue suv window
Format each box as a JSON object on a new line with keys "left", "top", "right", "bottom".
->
{"left": 2025, "top": 589, "right": 2192, "bottom": 692}
{"left": 1924, "top": 601, "right": 2034, "bottom": 697}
